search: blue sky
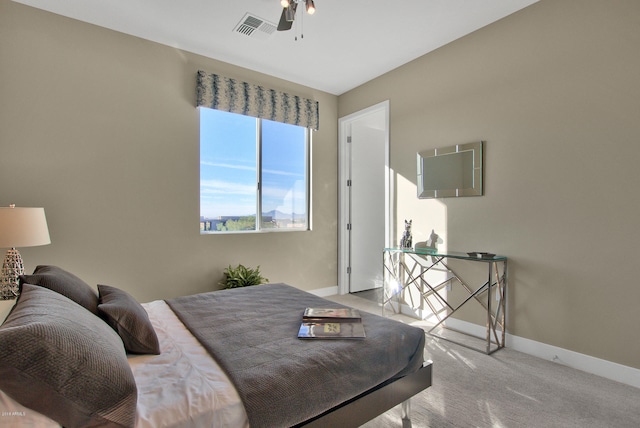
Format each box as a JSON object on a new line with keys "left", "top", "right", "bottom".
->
{"left": 200, "top": 108, "right": 307, "bottom": 219}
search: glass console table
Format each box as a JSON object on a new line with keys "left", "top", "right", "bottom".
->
{"left": 382, "top": 247, "right": 507, "bottom": 354}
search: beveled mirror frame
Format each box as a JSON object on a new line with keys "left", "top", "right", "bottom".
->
{"left": 417, "top": 141, "right": 484, "bottom": 198}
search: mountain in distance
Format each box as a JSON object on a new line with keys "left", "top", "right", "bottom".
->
{"left": 262, "top": 209, "right": 305, "bottom": 220}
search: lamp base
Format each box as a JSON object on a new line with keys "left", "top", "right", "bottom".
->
{"left": 1, "top": 248, "right": 24, "bottom": 300}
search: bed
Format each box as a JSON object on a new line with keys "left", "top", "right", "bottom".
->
{"left": 0, "top": 265, "right": 431, "bottom": 428}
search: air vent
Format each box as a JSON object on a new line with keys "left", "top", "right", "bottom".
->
{"left": 234, "top": 13, "right": 277, "bottom": 40}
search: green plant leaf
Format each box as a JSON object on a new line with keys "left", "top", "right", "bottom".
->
{"left": 219, "top": 264, "right": 269, "bottom": 288}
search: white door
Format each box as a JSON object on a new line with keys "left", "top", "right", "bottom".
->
{"left": 338, "top": 102, "right": 390, "bottom": 294}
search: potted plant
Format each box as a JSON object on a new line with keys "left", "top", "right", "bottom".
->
{"left": 219, "top": 264, "right": 269, "bottom": 289}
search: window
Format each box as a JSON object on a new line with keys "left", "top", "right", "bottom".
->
{"left": 200, "top": 108, "right": 310, "bottom": 233}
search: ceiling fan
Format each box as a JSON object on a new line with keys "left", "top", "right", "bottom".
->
{"left": 277, "top": 0, "right": 316, "bottom": 32}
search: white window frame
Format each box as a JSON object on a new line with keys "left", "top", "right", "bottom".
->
{"left": 200, "top": 109, "right": 311, "bottom": 234}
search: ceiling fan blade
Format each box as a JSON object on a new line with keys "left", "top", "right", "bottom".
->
{"left": 277, "top": 8, "right": 292, "bottom": 31}
{"left": 277, "top": 3, "right": 298, "bottom": 31}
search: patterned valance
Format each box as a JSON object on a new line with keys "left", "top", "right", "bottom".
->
{"left": 196, "top": 70, "right": 319, "bottom": 130}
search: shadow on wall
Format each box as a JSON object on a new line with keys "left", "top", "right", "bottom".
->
{"left": 414, "top": 228, "right": 443, "bottom": 252}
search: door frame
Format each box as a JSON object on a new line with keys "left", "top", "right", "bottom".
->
{"left": 338, "top": 100, "right": 392, "bottom": 295}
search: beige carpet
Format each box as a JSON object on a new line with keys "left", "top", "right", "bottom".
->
{"left": 325, "top": 293, "right": 640, "bottom": 428}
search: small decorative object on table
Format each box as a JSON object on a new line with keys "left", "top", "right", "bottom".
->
{"left": 467, "top": 252, "right": 496, "bottom": 259}
{"left": 399, "top": 219, "right": 412, "bottom": 248}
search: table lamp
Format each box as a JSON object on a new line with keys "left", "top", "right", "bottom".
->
{"left": 0, "top": 205, "right": 51, "bottom": 300}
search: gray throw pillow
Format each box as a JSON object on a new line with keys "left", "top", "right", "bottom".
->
{"left": 98, "top": 284, "right": 160, "bottom": 355}
{"left": 19, "top": 265, "right": 99, "bottom": 314}
{"left": 0, "top": 284, "right": 137, "bottom": 428}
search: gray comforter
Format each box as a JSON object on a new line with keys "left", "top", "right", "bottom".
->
{"left": 166, "top": 283, "right": 425, "bottom": 428}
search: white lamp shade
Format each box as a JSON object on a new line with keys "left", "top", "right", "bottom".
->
{"left": 0, "top": 207, "right": 51, "bottom": 248}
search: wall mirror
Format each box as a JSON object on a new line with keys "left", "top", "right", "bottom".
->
{"left": 417, "top": 141, "right": 484, "bottom": 198}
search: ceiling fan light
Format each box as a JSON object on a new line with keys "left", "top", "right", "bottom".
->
{"left": 306, "top": 0, "right": 316, "bottom": 15}
{"left": 281, "top": 0, "right": 290, "bottom": 8}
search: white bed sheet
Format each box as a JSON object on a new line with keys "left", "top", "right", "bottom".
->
{"left": 0, "top": 299, "right": 249, "bottom": 428}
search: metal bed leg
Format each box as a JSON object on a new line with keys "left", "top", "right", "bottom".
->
{"left": 401, "top": 399, "right": 412, "bottom": 428}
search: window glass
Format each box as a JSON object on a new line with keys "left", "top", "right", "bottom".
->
{"left": 200, "top": 108, "right": 309, "bottom": 233}
{"left": 261, "top": 119, "right": 308, "bottom": 230}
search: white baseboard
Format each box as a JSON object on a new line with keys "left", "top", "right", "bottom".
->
{"left": 445, "top": 318, "right": 640, "bottom": 390}
{"left": 315, "top": 290, "right": 640, "bottom": 390}
{"left": 310, "top": 285, "right": 339, "bottom": 297}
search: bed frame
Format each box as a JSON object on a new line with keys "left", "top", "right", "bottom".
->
{"left": 298, "top": 361, "right": 433, "bottom": 427}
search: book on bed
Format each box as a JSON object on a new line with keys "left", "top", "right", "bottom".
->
{"left": 302, "top": 307, "right": 362, "bottom": 322}
{"left": 298, "top": 321, "right": 366, "bottom": 339}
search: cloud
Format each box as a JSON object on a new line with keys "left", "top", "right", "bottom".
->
{"left": 200, "top": 161, "right": 255, "bottom": 172}
{"left": 200, "top": 179, "right": 255, "bottom": 195}
{"left": 263, "top": 168, "right": 303, "bottom": 177}
{"left": 201, "top": 161, "right": 302, "bottom": 178}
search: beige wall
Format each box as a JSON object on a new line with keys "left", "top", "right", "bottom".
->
{"left": 3, "top": 0, "right": 640, "bottom": 370}
{"left": 339, "top": 0, "right": 640, "bottom": 369}
{"left": 0, "top": 1, "right": 338, "bottom": 300}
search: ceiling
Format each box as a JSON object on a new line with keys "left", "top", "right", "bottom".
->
{"left": 13, "top": 0, "right": 539, "bottom": 95}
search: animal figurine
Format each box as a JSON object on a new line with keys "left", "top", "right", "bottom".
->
{"left": 400, "top": 219, "right": 412, "bottom": 248}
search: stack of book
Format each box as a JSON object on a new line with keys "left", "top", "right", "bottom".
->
{"left": 297, "top": 307, "right": 366, "bottom": 339}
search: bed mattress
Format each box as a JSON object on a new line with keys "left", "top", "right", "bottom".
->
{"left": 167, "top": 283, "right": 426, "bottom": 428}
{"left": 0, "top": 300, "right": 249, "bottom": 428}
